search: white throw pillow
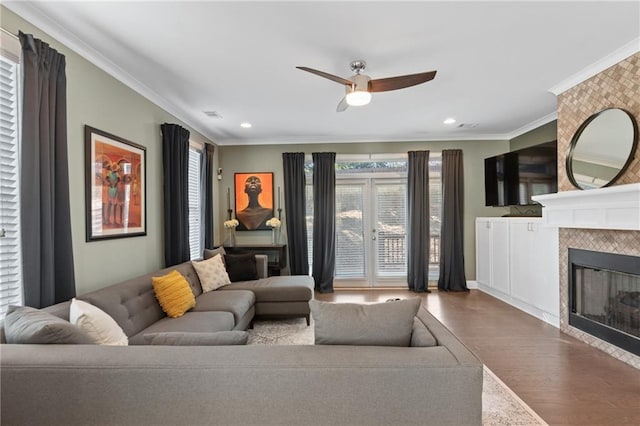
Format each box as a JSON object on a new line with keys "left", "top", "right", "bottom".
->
{"left": 69, "top": 298, "right": 128, "bottom": 346}
{"left": 192, "top": 254, "right": 231, "bottom": 292}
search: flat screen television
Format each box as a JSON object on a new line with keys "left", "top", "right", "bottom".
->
{"left": 484, "top": 140, "right": 558, "bottom": 206}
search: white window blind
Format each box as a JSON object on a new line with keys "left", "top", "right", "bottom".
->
{"left": 0, "top": 52, "right": 22, "bottom": 317}
{"left": 335, "top": 182, "right": 365, "bottom": 278}
{"left": 188, "top": 147, "right": 202, "bottom": 260}
{"left": 376, "top": 182, "right": 407, "bottom": 276}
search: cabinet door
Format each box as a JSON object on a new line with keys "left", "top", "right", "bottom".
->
{"left": 476, "top": 220, "right": 492, "bottom": 286}
{"left": 490, "top": 221, "right": 510, "bottom": 294}
{"left": 509, "top": 222, "right": 532, "bottom": 304}
{"left": 529, "top": 223, "right": 559, "bottom": 315}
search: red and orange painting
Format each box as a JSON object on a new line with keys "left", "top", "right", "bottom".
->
{"left": 86, "top": 126, "right": 146, "bottom": 241}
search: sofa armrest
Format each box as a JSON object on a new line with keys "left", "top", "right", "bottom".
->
{"left": 255, "top": 254, "right": 268, "bottom": 278}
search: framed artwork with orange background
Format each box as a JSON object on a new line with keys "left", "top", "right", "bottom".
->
{"left": 234, "top": 172, "right": 274, "bottom": 230}
{"left": 85, "top": 126, "right": 146, "bottom": 241}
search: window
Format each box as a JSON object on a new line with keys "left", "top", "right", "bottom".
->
{"left": 187, "top": 145, "right": 202, "bottom": 260}
{"left": 0, "top": 31, "right": 22, "bottom": 318}
{"left": 304, "top": 155, "right": 442, "bottom": 284}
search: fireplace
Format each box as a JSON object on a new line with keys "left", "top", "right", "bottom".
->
{"left": 568, "top": 249, "right": 640, "bottom": 356}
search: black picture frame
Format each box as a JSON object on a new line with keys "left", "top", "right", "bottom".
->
{"left": 85, "top": 125, "right": 147, "bottom": 241}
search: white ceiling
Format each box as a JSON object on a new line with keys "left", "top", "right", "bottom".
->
{"left": 6, "top": 1, "right": 640, "bottom": 146}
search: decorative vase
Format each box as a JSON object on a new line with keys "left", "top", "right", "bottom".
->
{"left": 227, "top": 228, "right": 236, "bottom": 247}
{"left": 271, "top": 227, "right": 280, "bottom": 245}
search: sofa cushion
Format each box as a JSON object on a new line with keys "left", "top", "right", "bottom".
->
{"left": 128, "top": 311, "right": 235, "bottom": 345}
{"left": 192, "top": 290, "right": 255, "bottom": 324}
{"left": 143, "top": 331, "right": 248, "bottom": 346}
{"left": 192, "top": 254, "right": 231, "bottom": 292}
{"left": 224, "top": 253, "right": 258, "bottom": 282}
{"left": 220, "top": 276, "right": 314, "bottom": 302}
{"left": 310, "top": 298, "right": 421, "bottom": 347}
{"left": 152, "top": 270, "right": 196, "bottom": 318}
{"left": 203, "top": 246, "right": 226, "bottom": 260}
{"left": 4, "top": 306, "right": 95, "bottom": 344}
{"left": 410, "top": 318, "right": 437, "bottom": 347}
{"left": 69, "top": 299, "right": 128, "bottom": 346}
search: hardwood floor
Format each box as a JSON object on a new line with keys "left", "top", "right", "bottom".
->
{"left": 315, "top": 289, "right": 640, "bottom": 426}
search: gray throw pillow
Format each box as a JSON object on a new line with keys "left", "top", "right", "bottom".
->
{"left": 203, "top": 246, "right": 226, "bottom": 260}
{"left": 309, "top": 298, "right": 421, "bottom": 347}
{"left": 4, "top": 305, "right": 95, "bottom": 344}
{"left": 143, "top": 331, "right": 248, "bottom": 346}
{"left": 410, "top": 318, "right": 437, "bottom": 347}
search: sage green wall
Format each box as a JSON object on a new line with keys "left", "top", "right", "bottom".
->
{"left": 219, "top": 140, "right": 511, "bottom": 281}
{"left": 510, "top": 120, "right": 557, "bottom": 151}
{"left": 1, "top": 7, "right": 217, "bottom": 295}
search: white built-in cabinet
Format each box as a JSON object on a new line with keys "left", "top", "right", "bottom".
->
{"left": 475, "top": 217, "right": 559, "bottom": 327}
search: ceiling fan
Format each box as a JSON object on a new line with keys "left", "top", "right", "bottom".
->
{"left": 296, "top": 60, "right": 437, "bottom": 112}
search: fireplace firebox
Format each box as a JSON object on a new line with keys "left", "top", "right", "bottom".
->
{"left": 568, "top": 249, "right": 640, "bottom": 356}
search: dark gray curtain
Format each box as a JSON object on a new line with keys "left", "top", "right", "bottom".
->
{"left": 203, "top": 144, "right": 215, "bottom": 249}
{"left": 438, "top": 149, "right": 468, "bottom": 291}
{"left": 312, "top": 152, "right": 335, "bottom": 293}
{"left": 19, "top": 32, "right": 76, "bottom": 308}
{"left": 283, "top": 152, "right": 309, "bottom": 275}
{"left": 161, "top": 123, "right": 190, "bottom": 266}
{"left": 407, "top": 151, "right": 431, "bottom": 293}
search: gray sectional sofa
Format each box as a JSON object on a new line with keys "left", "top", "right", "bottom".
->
{"left": 0, "top": 254, "right": 483, "bottom": 425}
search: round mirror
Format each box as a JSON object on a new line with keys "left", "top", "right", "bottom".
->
{"left": 567, "top": 108, "right": 638, "bottom": 189}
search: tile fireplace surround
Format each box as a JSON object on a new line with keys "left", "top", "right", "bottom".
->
{"left": 546, "top": 52, "right": 640, "bottom": 369}
{"left": 534, "top": 184, "right": 640, "bottom": 368}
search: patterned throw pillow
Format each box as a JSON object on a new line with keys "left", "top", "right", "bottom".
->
{"left": 152, "top": 270, "right": 196, "bottom": 318}
{"left": 192, "top": 254, "right": 231, "bottom": 292}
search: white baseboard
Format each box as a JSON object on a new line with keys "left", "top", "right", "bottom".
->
{"left": 475, "top": 283, "right": 560, "bottom": 328}
{"left": 466, "top": 280, "right": 479, "bottom": 289}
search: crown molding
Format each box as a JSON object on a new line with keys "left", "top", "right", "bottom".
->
{"left": 3, "top": 1, "right": 218, "bottom": 144}
{"left": 549, "top": 37, "right": 640, "bottom": 95}
{"left": 215, "top": 132, "right": 513, "bottom": 146}
{"left": 502, "top": 112, "right": 558, "bottom": 140}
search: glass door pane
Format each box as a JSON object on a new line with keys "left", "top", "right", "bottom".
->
{"left": 335, "top": 182, "right": 367, "bottom": 281}
{"left": 374, "top": 181, "right": 407, "bottom": 282}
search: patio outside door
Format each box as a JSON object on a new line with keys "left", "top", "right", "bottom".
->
{"left": 334, "top": 178, "right": 407, "bottom": 287}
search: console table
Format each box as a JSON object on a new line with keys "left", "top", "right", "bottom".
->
{"left": 224, "top": 244, "right": 287, "bottom": 276}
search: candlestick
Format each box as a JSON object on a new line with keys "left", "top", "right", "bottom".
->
{"left": 227, "top": 188, "right": 231, "bottom": 210}
{"left": 278, "top": 187, "right": 281, "bottom": 209}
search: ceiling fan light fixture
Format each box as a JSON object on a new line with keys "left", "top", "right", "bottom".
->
{"left": 346, "top": 90, "right": 371, "bottom": 106}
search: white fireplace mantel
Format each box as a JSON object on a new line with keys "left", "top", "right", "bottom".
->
{"left": 532, "top": 183, "right": 640, "bottom": 231}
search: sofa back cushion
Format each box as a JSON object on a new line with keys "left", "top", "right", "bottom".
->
{"left": 79, "top": 262, "right": 203, "bottom": 338}
{"left": 310, "top": 298, "right": 421, "bottom": 347}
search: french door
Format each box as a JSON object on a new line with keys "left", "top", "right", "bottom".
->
{"left": 334, "top": 178, "right": 407, "bottom": 287}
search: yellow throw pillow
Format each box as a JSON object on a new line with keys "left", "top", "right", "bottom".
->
{"left": 152, "top": 270, "right": 196, "bottom": 318}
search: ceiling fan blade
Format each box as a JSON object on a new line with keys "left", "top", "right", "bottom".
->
{"left": 296, "top": 66, "right": 353, "bottom": 86}
{"left": 336, "top": 96, "right": 349, "bottom": 112}
{"left": 369, "top": 70, "right": 437, "bottom": 93}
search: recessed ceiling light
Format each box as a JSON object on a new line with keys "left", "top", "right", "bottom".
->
{"left": 240, "top": 122, "right": 252, "bottom": 128}
{"left": 443, "top": 118, "right": 456, "bottom": 125}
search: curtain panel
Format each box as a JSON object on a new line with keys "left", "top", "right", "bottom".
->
{"left": 438, "top": 149, "right": 468, "bottom": 291}
{"left": 161, "top": 123, "right": 190, "bottom": 266}
{"left": 203, "top": 143, "right": 215, "bottom": 250}
{"left": 312, "top": 152, "right": 336, "bottom": 293}
{"left": 19, "top": 32, "right": 76, "bottom": 308}
{"left": 407, "top": 150, "right": 431, "bottom": 293}
{"left": 282, "top": 152, "right": 309, "bottom": 275}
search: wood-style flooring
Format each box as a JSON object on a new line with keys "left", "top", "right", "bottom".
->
{"left": 315, "top": 289, "right": 640, "bottom": 426}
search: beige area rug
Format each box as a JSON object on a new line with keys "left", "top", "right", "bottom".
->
{"left": 248, "top": 318, "right": 547, "bottom": 426}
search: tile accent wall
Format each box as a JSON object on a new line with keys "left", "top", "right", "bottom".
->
{"left": 557, "top": 52, "right": 640, "bottom": 369}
